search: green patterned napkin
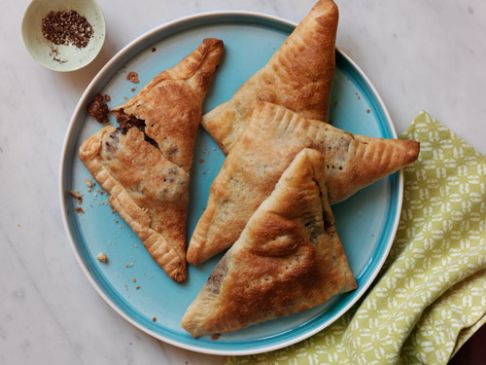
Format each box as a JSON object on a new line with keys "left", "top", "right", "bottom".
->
{"left": 228, "top": 112, "right": 486, "bottom": 365}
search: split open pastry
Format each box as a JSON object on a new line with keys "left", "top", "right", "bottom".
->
{"left": 182, "top": 148, "right": 356, "bottom": 337}
{"left": 79, "top": 39, "right": 224, "bottom": 282}
{"left": 187, "top": 102, "right": 420, "bottom": 265}
{"left": 202, "top": 0, "right": 339, "bottom": 153}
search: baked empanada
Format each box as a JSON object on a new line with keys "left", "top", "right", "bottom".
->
{"left": 112, "top": 38, "right": 225, "bottom": 172}
{"left": 187, "top": 102, "right": 419, "bottom": 265}
{"left": 182, "top": 148, "right": 356, "bottom": 337}
{"left": 202, "top": 0, "right": 339, "bottom": 153}
{"left": 80, "top": 39, "right": 224, "bottom": 282}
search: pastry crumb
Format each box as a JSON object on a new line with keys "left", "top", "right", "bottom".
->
{"left": 97, "top": 252, "right": 108, "bottom": 263}
{"left": 152, "top": 316, "right": 157, "bottom": 322}
{"left": 84, "top": 178, "right": 95, "bottom": 192}
{"left": 366, "top": 109, "right": 371, "bottom": 113}
{"left": 130, "top": 87, "right": 136, "bottom": 92}
{"left": 104, "top": 94, "right": 111, "bottom": 102}
{"left": 69, "top": 190, "right": 83, "bottom": 204}
{"left": 127, "top": 71, "right": 139, "bottom": 84}
{"left": 75, "top": 207, "right": 85, "bottom": 214}
{"left": 211, "top": 333, "right": 221, "bottom": 340}
{"left": 151, "top": 47, "right": 156, "bottom": 52}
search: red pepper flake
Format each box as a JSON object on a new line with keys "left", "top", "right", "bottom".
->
{"left": 127, "top": 71, "right": 140, "bottom": 84}
{"left": 152, "top": 316, "right": 157, "bottom": 322}
{"left": 366, "top": 109, "right": 371, "bottom": 114}
{"left": 130, "top": 87, "right": 136, "bottom": 92}
{"left": 87, "top": 93, "right": 110, "bottom": 124}
{"left": 49, "top": 46, "right": 67, "bottom": 64}
{"left": 135, "top": 285, "right": 140, "bottom": 290}
{"left": 75, "top": 207, "right": 85, "bottom": 214}
{"left": 151, "top": 47, "right": 156, "bottom": 52}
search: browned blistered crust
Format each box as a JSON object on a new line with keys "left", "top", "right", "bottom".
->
{"left": 187, "top": 102, "right": 419, "bottom": 265}
{"left": 182, "top": 149, "right": 356, "bottom": 337}
{"left": 202, "top": 0, "right": 339, "bottom": 153}
{"left": 80, "top": 39, "right": 224, "bottom": 282}
{"left": 113, "top": 38, "right": 225, "bottom": 171}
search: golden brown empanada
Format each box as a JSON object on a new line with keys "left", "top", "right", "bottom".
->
{"left": 202, "top": 0, "right": 339, "bottom": 153}
{"left": 182, "top": 148, "right": 356, "bottom": 337}
{"left": 80, "top": 127, "right": 190, "bottom": 281}
{"left": 112, "top": 38, "right": 225, "bottom": 172}
{"left": 187, "top": 102, "right": 419, "bottom": 265}
{"left": 80, "top": 39, "right": 224, "bottom": 282}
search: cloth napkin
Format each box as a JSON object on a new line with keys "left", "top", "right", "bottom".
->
{"left": 227, "top": 112, "right": 486, "bottom": 365}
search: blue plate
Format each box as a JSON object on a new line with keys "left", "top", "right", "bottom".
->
{"left": 60, "top": 12, "right": 402, "bottom": 355}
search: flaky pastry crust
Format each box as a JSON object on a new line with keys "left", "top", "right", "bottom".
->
{"left": 188, "top": 102, "right": 419, "bottom": 265}
{"left": 182, "top": 149, "right": 356, "bottom": 337}
{"left": 202, "top": 0, "right": 339, "bottom": 153}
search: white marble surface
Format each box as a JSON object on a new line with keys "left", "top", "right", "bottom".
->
{"left": 1, "top": 0, "right": 485, "bottom": 364}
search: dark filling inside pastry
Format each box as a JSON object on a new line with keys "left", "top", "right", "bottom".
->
{"left": 113, "top": 110, "right": 159, "bottom": 149}
{"left": 87, "top": 93, "right": 110, "bottom": 124}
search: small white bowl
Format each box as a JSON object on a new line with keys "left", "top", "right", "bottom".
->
{"left": 22, "top": 0, "right": 106, "bottom": 72}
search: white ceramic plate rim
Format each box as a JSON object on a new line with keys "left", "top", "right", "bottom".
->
{"left": 59, "top": 10, "right": 403, "bottom": 356}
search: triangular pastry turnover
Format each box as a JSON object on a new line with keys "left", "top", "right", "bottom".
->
{"left": 187, "top": 102, "right": 419, "bottom": 265}
{"left": 79, "top": 39, "right": 224, "bottom": 282}
{"left": 202, "top": 0, "right": 339, "bottom": 153}
{"left": 182, "top": 148, "right": 356, "bottom": 337}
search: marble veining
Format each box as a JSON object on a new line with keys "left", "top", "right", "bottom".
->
{"left": 1, "top": 0, "right": 485, "bottom": 364}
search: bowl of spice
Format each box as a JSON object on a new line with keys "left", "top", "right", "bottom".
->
{"left": 22, "top": 0, "right": 105, "bottom": 72}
